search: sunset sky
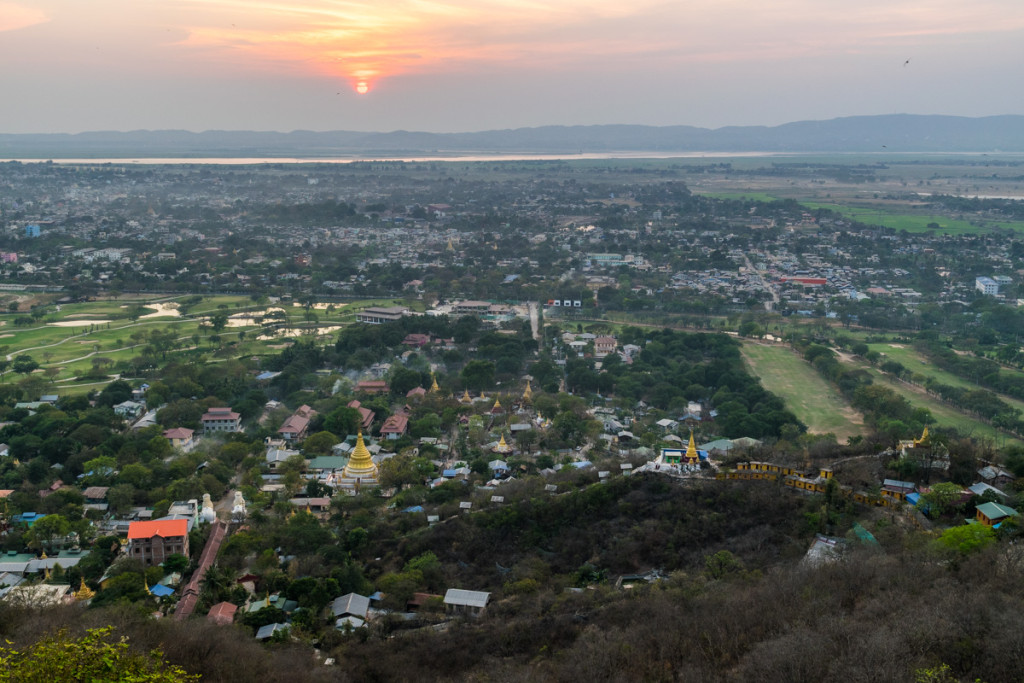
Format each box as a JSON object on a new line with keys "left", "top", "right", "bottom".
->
{"left": 2, "top": 0, "right": 1023, "bottom": 133}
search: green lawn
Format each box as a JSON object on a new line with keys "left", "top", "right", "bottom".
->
{"left": 869, "top": 343, "right": 1024, "bottom": 417}
{"left": 0, "top": 294, "right": 412, "bottom": 390}
{"left": 855, "top": 363, "right": 1023, "bottom": 449}
{"left": 741, "top": 342, "right": 864, "bottom": 440}
{"left": 800, "top": 202, "right": 1024, "bottom": 235}
{"left": 695, "top": 191, "right": 779, "bottom": 202}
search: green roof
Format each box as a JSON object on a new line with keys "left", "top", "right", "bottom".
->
{"left": 307, "top": 455, "right": 348, "bottom": 471}
{"left": 977, "top": 502, "right": 1018, "bottom": 519}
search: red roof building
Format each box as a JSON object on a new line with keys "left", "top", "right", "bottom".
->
{"left": 356, "top": 380, "right": 389, "bottom": 395}
{"left": 347, "top": 400, "right": 375, "bottom": 430}
{"left": 207, "top": 601, "right": 238, "bottom": 626}
{"left": 380, "top": 414, "right": 409, "bottom": 440}
{"left": 126, "top": 519, "right": 190, "bottom": 566}
{"left": 278, "top": 405, "right": 316, "bottom": 442}
{"left": 201, "top": 407, "right": 241, "bottom": 433}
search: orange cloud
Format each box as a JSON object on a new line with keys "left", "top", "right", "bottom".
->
{"left": 0, "top": 2, "right": 48, "bottom": 32}
{"left": 166, "top": 0, "right": 1024, "bottom": 87}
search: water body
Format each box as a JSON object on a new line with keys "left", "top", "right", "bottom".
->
{"left": 9, "top": 151, "right": 785, "bottom": 165}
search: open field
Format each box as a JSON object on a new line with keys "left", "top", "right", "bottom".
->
{"left": 869, "top": 343, "right": 1024, "bottom": 416}
{"left": 0, "top": 295, "right": 418, "bottom": 394}
{"left": 846, "top": 359, "right": 1024, "bottom": 448}
{"left": 740, "top": 342, "right": 864, "bottom": 440}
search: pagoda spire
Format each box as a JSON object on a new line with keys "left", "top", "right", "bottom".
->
{"left": 430, "top": 374, "right": 440, "bottom": 393}
{"left": 343, "top": 430, "right": 378, "bottom": 478}
{"left": 522, "top": 380, "right": 533, "bottom": 403}
{"left": 685, "top": 430, "right": 699, "bottom": 465}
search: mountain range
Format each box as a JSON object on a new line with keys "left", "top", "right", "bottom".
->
{"left": 2, "top": 114, "right": 1023, "bottom": 158}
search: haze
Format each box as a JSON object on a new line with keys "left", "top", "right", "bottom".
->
{"left": 2, "top": 0, "right": 1023, "bottom": 134}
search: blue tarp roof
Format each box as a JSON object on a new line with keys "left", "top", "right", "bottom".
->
{"left": 150, "top": 584, "right": 174, "bottom": 597}
{"left": 403, "top": 505, "right": 424, "bottom": 513}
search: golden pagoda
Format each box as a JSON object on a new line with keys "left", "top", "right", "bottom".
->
{"left": 460, "top": 389, "right": 472, "bottom": 403}
{"left": 522, "top": 381, "right": 533, "bottom": 403}
{"left": 491, "top": 397, "right": 503, "bottom": 414}
{"left": 446, "top": 239, "right": 455, "bottom": 251}
{"left": 684, "top": 431, "right": 700, "bottom": 465}
{"left": 913, "top": 426, "right": 930, "bottom": 448}
{"left": 430, "top": 374, "right": 440, "bottom": 393}
{"left": 493, "top": 434, "right": 512, "bottom": 454}
{"left": 342, "top": 430, "right": 378, "bottom": 479}
{"left": 75, "top": 581, "right": 95, "bottom": 601}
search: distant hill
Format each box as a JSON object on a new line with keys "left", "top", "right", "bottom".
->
{"left": 2, "top": 114, "right": 1024, "bottom": 158}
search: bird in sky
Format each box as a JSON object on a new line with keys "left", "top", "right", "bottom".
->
{"left": 904, "top": 59, "right": 910, "bottom": 67}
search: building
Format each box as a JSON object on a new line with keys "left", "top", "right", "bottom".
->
{"left": 975, "top": 502, "right": 1018, "bottom": 527}
{"left": 975, "top": 276, "right": 1000, "bottom": 296}
{"left": 355, "top": 380, "right": 389, "bottom": 395}
{"left": 201, "top": 407, "right": 241, "bottom": 433}
{"left": 207, "top": 601, "right": 238, "bottom": 626}
{"left": 278, "top": 405, "right": 315, "bottom": 442}
{"left": 337, "top": 432, "right": 379, "bottom": 490}
{"left": 379, "top": 413, "right": 409, "bottom": 440}
{"left": 163, "top": 427, "right": 196, "bottom": 452}
{"left": 594, "top": 336, "right": 617, "bottom": 358}
{"left": 355, "top": 306, "right": 408, "bottom": 324}
{"left": 443, "top": 588, "right": 490, "bottom": 617}
{"left": 126, "top": 519, "right": 190, "bottom": 567}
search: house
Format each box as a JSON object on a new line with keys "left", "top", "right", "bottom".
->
{"left": 288, "top": 497, "right": 331, "bottom": 515}
{"left": 266, "top": 447, "right": 299, "bottom": 469}
{"left": 278, "top": 405, "right": 315, "bottom": 442}
{"left": 126, "top": 519, "right": 190, "bottom": 567}
{"left": 163, "top": 427, "right": 196, "bottom": 452}
{"left": 977, "top": 466, "right": 1015, "bottom": 489}
{"left": 975, "top": 502, "right": 1018, "bottom": 527}
{"left": 594, "top": 336, "right": 617, "bottom": 358}
{"left": 201, "top": 407, "right": 241, "bottom": 433}
{"left": 444, "top": 588, "right": 490, "bottom": 617}
{"left": 331, "top": 592, "right": 370, "bottom": 621}
{"left": 113, "top": 400, "right": 145, "bottom": 420}
{"left": 207, "top": 601, "right": 238, "bottom": 626}
{"left": 402, "top": 333, "right": 431, "bottom": 348}
{"left": 255, "top": 623, "right": 289, "bottom": 640}
{"left": 348, "top": 400, "right": 376, "bottom": 430}
{"left": 355, "top": 380, "right": 389, "bottom": 395}
{"left": 355, "top": 306, "right": 408, "bottom": 324}
{"left": 379, "top": 414, "right": 409, "bottom": 440}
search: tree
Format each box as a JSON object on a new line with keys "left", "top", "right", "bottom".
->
{"left": 915, "top": 482, "right": 964, "bottom": 518}
{"left": 936, "top": 524, "right": 995, "bottom": 556}
{"left": 26, "top": 514, "right": 70, "bottom": 551}
{"left": 324, "top": 406, "right": 361, "bottom": 436}
{"left": 11, "top": 355, "right": 39, "bottom": 375}
{"left": 460, "top": 360, "right": 495, "bottom": 391}
{"left": 301, "top": 431, "right": 338, "bottom": 455}
{"left": 0, "top": 626, "right": 198, "bottom": 682}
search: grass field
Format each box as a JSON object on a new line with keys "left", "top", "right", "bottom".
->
{"left": 800, "top": 201, "right": 1024, "bottom": 235}
{"left": 0, "top": 295, "right": 416, "bottom": 395}
{"left": 740, "top": 342, "right": 864, "bottom": 440}
{"left": 869, "top": 342, "right": 1024, "bottom": 418}
{"left": 853, "top": 361, "right": 1024, "bottom": 449}
{"left": 694, "top": 191, "right": 779, "bottom": 202}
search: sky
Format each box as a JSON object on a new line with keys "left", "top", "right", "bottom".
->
{"left": 2, "top": 0, "right": 1024, "bottom": 134}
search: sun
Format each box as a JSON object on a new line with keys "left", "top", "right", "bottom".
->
{"left": 355, "top": 81, "right": 369, "bottom": 95}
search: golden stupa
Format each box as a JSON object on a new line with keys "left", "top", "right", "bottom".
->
{"left": 460, "top": 389, "right": 472, "bottom": 403}
{"left": 343, "top": 430, "right": 378, "bottom": 479}
{"left": 522, "top": 380, "right": 533, "bottom": 403}
{"left": 430, "top": 374, "right": 440, "bottom": 393}
{"left": 684, "top": 431, "right": 700, "bottom": 465}
{"left": 75, "top": 581, "right": 95, "bottom": 601}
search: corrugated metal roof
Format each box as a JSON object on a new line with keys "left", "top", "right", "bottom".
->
{"left": 444, "top": 588, "right": 490, "bottom": 608}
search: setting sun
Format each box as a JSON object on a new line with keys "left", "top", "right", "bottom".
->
{"left": 356, "top": 80, "right": 369, "bottom": 95}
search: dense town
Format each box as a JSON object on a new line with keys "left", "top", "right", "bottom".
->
{"left": 1, "top": 158, "right": 1024, "bottom": 681}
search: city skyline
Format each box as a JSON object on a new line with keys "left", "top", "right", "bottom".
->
{"left": 2, "top": 0, "right": 1023, "bottom": 134}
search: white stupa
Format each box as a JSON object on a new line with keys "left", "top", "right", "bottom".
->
{"left": 231, "top": 491, "right": 247, "bottom": 518}
{"left": 200, "top": 493, "right": 217, "bottom": 524}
